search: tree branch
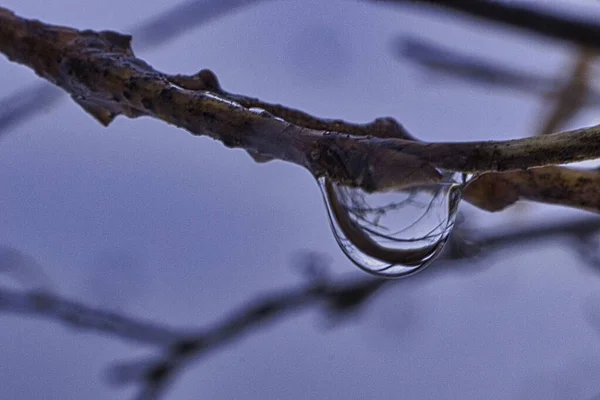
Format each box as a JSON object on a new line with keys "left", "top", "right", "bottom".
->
{"left": 5, "top": 0, "right": 600, "bottom": 135}
{"left": 1, "top": 8, "right": 600, "bottom": 197}
{"left": 464, "top": 167, "right": 600, "bottom": 213}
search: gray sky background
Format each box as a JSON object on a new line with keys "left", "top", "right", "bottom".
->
{"left": 2, "top": 1, "right": 600, "bottom": 399}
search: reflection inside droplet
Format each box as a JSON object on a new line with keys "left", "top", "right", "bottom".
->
{"left": 318, "top": 172, "right": 471, "bottom": 278}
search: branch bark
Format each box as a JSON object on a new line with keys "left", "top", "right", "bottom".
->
{"left": 1, "top": 7, "right": 600, "bottom": 211}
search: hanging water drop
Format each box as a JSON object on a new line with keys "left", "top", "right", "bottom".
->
{"left": 318, "top": 172, "right": 471, "bottom": 278}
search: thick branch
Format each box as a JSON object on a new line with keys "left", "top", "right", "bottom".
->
{"left": 1, "top": 8, "right": 600, "bottom": 205}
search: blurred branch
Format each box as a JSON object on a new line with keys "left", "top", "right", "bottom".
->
{"left": 1, "top": 8, "right": 600, "bottom": 215}
{"left": 536, "top": 48, "right": 597, "bottom": 137}
{"left": 2, "top": 216, "right": 600, "bottom": 398}
{"left": 0, "top": 84, "right": 62, "bottom": 134}
{"left": 398, "top": 36, "right": 562, "bottom": 97}
{"left": 110, "top": 276, "right": 386, "bottom": 399}
{"left": 0, "top": 275, "right": 386, "bottom": 399}
{"left": 134, "top": 0, "right": 265, "bottom": 49}
{"left": 386, "top": 0, "right": 600, "bottom": 50}
{"left": 0, "top": 288, "right": 181, "bottom": 346}
{"left": 399, "top": 37, "right": 600, "bottom": 136}
{"left": 470, "top": 215, "right": 600, "bottom": 251}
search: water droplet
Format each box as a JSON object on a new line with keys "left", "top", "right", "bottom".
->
{"left": 318, "top": 172, "right": 472, "bottom": 278}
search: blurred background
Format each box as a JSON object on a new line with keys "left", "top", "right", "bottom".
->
{"left": 2, "top": 0, "right": 600, "bottom": 398}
